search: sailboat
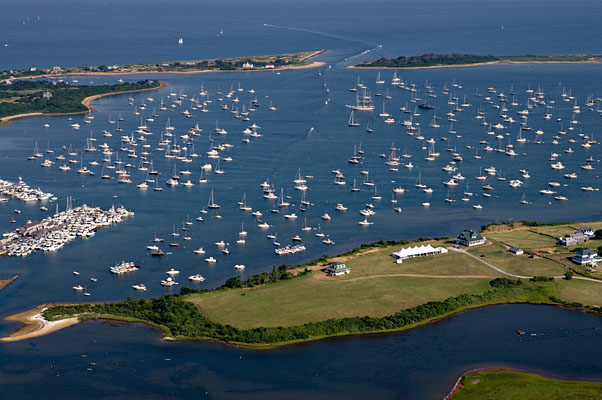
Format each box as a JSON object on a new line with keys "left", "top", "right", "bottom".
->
{"left": 415, "top": 170, "right": 426, "bottom": 189}
{"left": 348, "top": 110, "right": 360, "bottom": 127}
{"left": 520, "top": 193, "right": 529, "bottom": 204}
{"left": 207, "top": 190, "right": 220, "bottom": 209}
{"left": 239, "top": 193, "right": 252, "bottom": 211}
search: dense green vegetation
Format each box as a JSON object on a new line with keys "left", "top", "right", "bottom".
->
{"left": 43, "top": 280, "right": 570, "bottom": 346}
{"left": 452, "top": 369, "right": 602, "bottom": 400}
{"left": 357, "top": 53, "right": 601, "bottom": 68}
{"left": 0, "top": 80, "right": 159, "bottom": 119}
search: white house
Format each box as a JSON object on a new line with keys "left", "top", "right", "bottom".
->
{"left": 572, "top": 249, "right": 601, "bottom": 267}
{"left": 325, "top": 262, "right": 350, "bottom": 276}
{"left": 391, "top": 244, "right": 448, "bottom": 264}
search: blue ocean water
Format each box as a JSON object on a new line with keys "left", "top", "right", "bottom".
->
{"left": 0, "top": 0, "right": 601, "bottom": 398}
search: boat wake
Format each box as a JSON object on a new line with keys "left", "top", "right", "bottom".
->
{"left": 263, "top": 23, "right": 374, "bottom": 45}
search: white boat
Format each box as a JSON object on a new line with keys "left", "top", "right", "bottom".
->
{"left": 166, "top": 268, "right": 180, "bottom": 275}
{"left": 132, "top": 284, "right": 147, "bottom": 291}
{"left": 188, "top": 274, "right": 206, "bottom": 282}
{"left": 205, "top": 256, "right": 217, "bottom": 263}
{"left": 234, "top": 264, "right": 246, "bottom": 269}
{"left": 110, "top": 261, "right": 138, "bottom": 274}
{"left": 161, "top": 277, "right": 178, "bottom": 287}
{"left": 322, "top": 213, "right": 331, "bottom": 221}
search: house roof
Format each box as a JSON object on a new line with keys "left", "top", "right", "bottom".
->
{"left": 575, "top": 249, "right": 598, "bottom": 256}
{"left": 458, "top": 230, "right": 484, "bottom": 241}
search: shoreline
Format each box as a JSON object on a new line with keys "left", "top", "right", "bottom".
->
{"left": 0, "top": 299, "right": 562, "bottom": 348}
{"left": 348, "top": 59, "right": 602, "bottom": 70}
{"left": 443, "top": 366, "right": 602, "bottom": 399}
{"left": 9, "top": 50, "right": 326, "bottom": 81}
{"left": 1, "top": 304, "right": 79, "bottom": 342}
{"left": 0, "top": 275, "right": 18, "bottom": 291}
{"left": 0, "top": 81, "right": 167, "bottom": 126}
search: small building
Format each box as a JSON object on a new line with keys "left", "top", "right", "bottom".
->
{"left": 264, "top": 63, "right": 275, "bottom": 69}
{"left": 42, "top": 91, "right": 52, "bottom": 99}
{"left": 508, "top": 247, "right": 524, "bottom": 255}
{"left": 457, "top": 230, "right": 486, "bottom": 247}
{"left": 572, "top": 249, "right": 601, "bottom": 267}
{"left": 559, "top": 232, "right": 589, "bottom": 246}
{"left": 325, "top": 262, "right": 349, "bottom": 276}
{"left": 391, "top": 244, "right": 448, "bottom": 264}
{"left": 242, "top": 62, "right": 254, "bottom": 69}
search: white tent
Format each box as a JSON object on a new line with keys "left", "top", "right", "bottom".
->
{"left": 391, "top": 244, "right": 448, "bottom": 264}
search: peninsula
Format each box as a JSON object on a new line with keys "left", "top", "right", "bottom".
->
{"left": 3, "top": 220, "right": 602, "bottom": 348}
{"left": 447, "top": 368, "right": 602, "bottom": 399}
{"left": 0, "top": 79, "right": 162, "bottom": 124}
{"left": 353, "top": 53, "right": 602, "bottom": 69}
{"left": 0, "top": 50, "right": 325, "bottom": 81}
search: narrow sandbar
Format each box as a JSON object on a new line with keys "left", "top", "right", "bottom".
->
{"left": 1, "top": 304, "right": 80, "bottom": 342}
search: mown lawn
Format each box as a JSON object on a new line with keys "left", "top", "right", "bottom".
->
{"left": 453, "top": 369, "right": 602, "bottom": 400}
{"left": 556, "top": 279, "right": 602, "bottom": 307}
{"left": 466, "top": 241, "right": 567, "bottom": 276}
{"left": 486, "top": 230, "right": 556, "bottom": 250}
{"left": 188, "top": 273, "right": 492, "bottom": 329}
{"left": 342, "top": 243, "right": 499, "bottom": 277}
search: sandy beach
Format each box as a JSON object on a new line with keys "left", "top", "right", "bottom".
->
{"left": 1, "top": 304, "right": 80, "bottom": 342}
{"left": 0, "top": 275, "right": 18, "bottom": 291}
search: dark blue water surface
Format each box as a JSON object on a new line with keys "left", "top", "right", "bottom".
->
{"left": 1, "top": 0, "right": 601, "bottom": 398}
{"left": 1, "top": 305, "right": 602, "bottom": 400}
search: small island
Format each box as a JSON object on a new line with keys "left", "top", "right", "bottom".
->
{"left": 447, "top": 368, "right": 602, "bottom": 399}
{"left": 0, "top": 50, "right": 324, "bottom": 81}
{"left": 354, "top": 53, "right": 602, "bottom": 69}
{"left": 0, "top": 79, "right": 162, "bottom": 124}
{"left": 3, "top": 220, "right": 602, "bottom": 347}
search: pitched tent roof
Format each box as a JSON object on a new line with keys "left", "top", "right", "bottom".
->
{"left": 391, "top": 244, "right": 447, "bottom": 259}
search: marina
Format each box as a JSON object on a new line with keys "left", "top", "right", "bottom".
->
{"left": 1, "top": 203, "right": 133, "bottom": 257}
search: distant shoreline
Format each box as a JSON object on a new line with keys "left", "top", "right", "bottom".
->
{"left": 6, "top": 50, "right": 326, "bottom": 81}
{"left": 349, "top": 59, "right": 602, "bottom": 70}
{"left": 0, "top": 81, "right": 167, "bottom": 126}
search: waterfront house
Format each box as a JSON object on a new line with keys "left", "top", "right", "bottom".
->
{"left": 325, "top": 262, "right": 350, "bottom": 276}
{"left": 576, "top": 227, "right": 594, "bottom": 238}
{"left": 558, "top": 232, "right": 589, "bottom": 246}
{"left": 391, "top": 244, "right": 448, "bottom": 264}
{"left": 572, "top": 249, "right": 601, "bottom": 267}
{"left": 457, "top": 230, "right": 486, "bottom": 247}
{"left": 508, "top": 247, "right": 524, "bottom": 255}
{"left": 242, "top": 62, "right": 254, "bottom": 69}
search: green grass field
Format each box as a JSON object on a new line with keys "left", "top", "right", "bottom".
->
{"left": 486, "top": 230, "right": 557, "bottom": 250}
{"left": 466, "top": 241, "right": 567, "bottom": 276}
{"left": 189, "top": 273, "right": 493, "bottom": 329}
{"left": 556, "top": 279, "right": 602, "bottom": 307}
{"left": 341, "top": 242, "right": 499, "bottom": 277}
{"left": 452, "top": 369, "right": 602, "bottom": 400}
{"left": 188, "top": 223, "right": 602, "bottom": 330}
